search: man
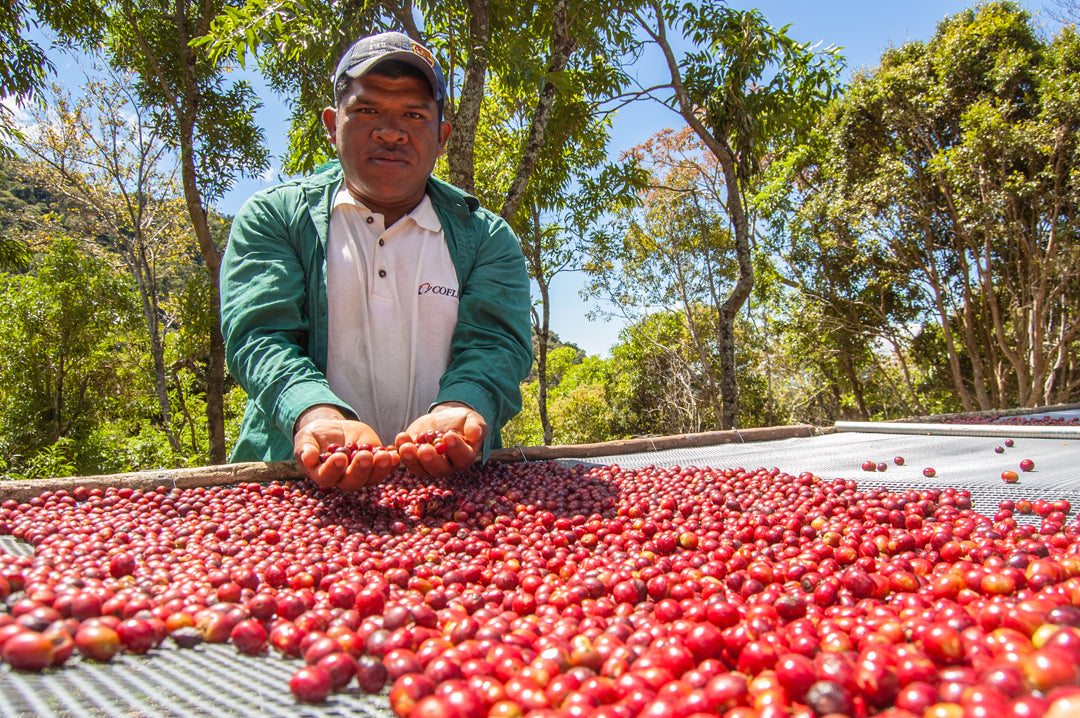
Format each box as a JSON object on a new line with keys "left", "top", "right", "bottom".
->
{"left": 220, "top": 31, "right": 532, "bottom": 491}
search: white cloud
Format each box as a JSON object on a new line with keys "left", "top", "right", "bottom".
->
{"left": 1, "top": 95, "right": 37, "bottom": 140}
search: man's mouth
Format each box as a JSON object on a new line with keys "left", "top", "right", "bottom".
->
{"left": 370, "top": 149, "right": 409, "bottom": 164}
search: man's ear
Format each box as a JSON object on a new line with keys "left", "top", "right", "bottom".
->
{"left": 321, "top": 107, "right": 338, "bottom": 146}
{"left": 437, "top": 120, "right": 452, "bottom": 156}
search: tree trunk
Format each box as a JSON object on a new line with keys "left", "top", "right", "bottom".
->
{"left": 641, "top": 0, "right": 758, "bottom": 430}
{"left": 525, "top": 212, "right": 554, "bottom": 446}
{"left": 53, "top": 354, "right": 65, "bottom": 444}
{"left": 535, "top": 299, "right": 554, "bottom": 446}
{"left": 142, "top": 292, "right": 184, "bottom": 454}
{"left": 500, "top": 0, "right": 575, "bottom": 221}
{"left": 885, "top": 333, "right": 926, "bottom": 415}
{"left": 122, "top": 1, "right": 227, "bottom": 463}
{"left": 716, "top": 310, "right": 739, "bottom": 430}
{"left": 920, "top": 247, "right": 975, "bottom": 412}
{"left": 130, "top": 240, "right": 183, "bottom": 453}
{"left": 673, "top": 260, "right": 723, "bottom": 426}
{"left": 175, "top": 17, "right": 226, "bottom": 465}
{"left": 840, "top": 347, "right": 869, "bottom": 420}
{"left": 178, "top": 157, "right": 227, "bottom": 465}
{"left": 444, "top": 0, "right": 489, "bottom": 193}
{"left": 956, "top": 253, "right": 992, "bottom": 410}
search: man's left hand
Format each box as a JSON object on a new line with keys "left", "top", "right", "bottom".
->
{"left": 395, "top": 402, "right": 486, "bottom": 478}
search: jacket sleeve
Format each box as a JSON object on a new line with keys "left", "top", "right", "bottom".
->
{"left": 433, "top": 211, "right": 533, "bottom": 459}
{"left": 220, "top": 189, "right": 353, "bottom": 445}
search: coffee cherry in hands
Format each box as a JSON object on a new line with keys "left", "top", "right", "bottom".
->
{"left": 412, "top": 429, "right": 448, "bottom": 455}
{"left": 316, "top": 441, "right": 399, "bottom": 466}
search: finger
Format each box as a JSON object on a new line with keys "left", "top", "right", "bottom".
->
{"left": 313, "top": 452, "right": 347, "bottom": 488}
{"left": 397, "top": 443, "right": 427, "bottom": 477}
{"left": 337, "top": 469, "right": 372, "bottom": 492}
{"left": 336, "top": 472, "right": 369, "bottom": 492}
{"left": 357, "top": 448, "right": 377, "bottom": 469}
{"left": 462, "top": 414, "right": 486, "bottom": 446}
{"left": 355, "top": 448, "right": 397, "bottom": 485}
{"left": 415, "top": 443, "right": 453, "bottom": 476}
{"left": 368, "top": 450, "right": 399, "bottom": 484}
{"left": 297, "top": 442, "right": 321, "bottom": 470}
{"left": 341, "top": 447, "right": 398, "bottom": 491}
{"left": 441, "top": 432, "right": 478, "bottom": 469}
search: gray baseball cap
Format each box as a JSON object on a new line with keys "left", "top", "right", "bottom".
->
{"left": 332, "top": 32, "right": 447, "bottom": 109}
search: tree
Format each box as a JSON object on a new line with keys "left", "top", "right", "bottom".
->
{"left": 0, "top": 1, "right": 104, "bottom": 150}
{"left": 611, "top": 310, "right": 716, "bottom": 435}
{"left": 0, "top": 160, "right": 36, "bottom": 271}
{"left": 200, "top": 0, "right": 635, "bottom": 195}
{"left": 585, "top": 130, "right": 721, "bottom": 427}
{"left": 503, "top": 346, "right": 624, "bottom": 446}
{"left": 460, "top": 13, "right": 642, "bottom": 445}
{"left": 1047, "top": 0, "right": 1080, "bottom": 27}
{"left": 785, "top": 2, "right": 1080, "bottom": 410}
{"left": 48, "top": 0, "right": 271, "bottom": 464}
{"left": 0, "top": 236, "right": 145, "bottom": 477}
{"left": 17, "top": 73, "right": 193, "bottom": 456}
{"left": 465, "top": 64, "right": 641, "bottom": 444}
{"left": 622, "top": 1, "right": 842, "bottom": 428}
{"left": 765, "top": 163, "right": 938, "bottom": 420}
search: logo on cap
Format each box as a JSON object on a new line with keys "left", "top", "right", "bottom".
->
{"left": 410, "top": 41, "right": 435, "bottom": 69}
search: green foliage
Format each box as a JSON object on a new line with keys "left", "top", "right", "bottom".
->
{"left": 671, "top": 2, "right": 843, "bottom": 184}
{"left": 503, "top": 348, "right": 625, "bottom": 446}
{"left": 0, "top": 154, "right": 238, "bottom": 478}
{"left": 103, "top": 2, "right": 270, "bottom": 203}
{"left": 0, "top": 159, "right": 39, "bottom": 270}
{"left": 0, "top": 236, "right": 149, "bottom": 477}
{"left": 0, "top": 1, "right": 106, "bottom": 149}
{"left": 195, "top": 0, "right": 384, "bottom": 173}
{"left": 3, "top": 0, "right": 1075, "bottom": 468}
{"left": 776, "top": 1, "right": 1080, "bottom": 412}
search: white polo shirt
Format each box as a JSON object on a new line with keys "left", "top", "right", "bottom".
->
{"left": 325, "top": 190, "right": 459, "bottom": 443}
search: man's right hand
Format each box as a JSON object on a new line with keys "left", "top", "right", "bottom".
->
{"left": 293, "top": 405, "right": 399, "bottom": 491}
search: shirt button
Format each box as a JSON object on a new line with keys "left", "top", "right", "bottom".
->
{"left": 378, "top": 238, "right": 384, "bottom": 246}
{"left": 366, "top": 216, "right": 374, "bottom": 224}
{"left": 378, "top": 269, "right": 386, "bottom": 278}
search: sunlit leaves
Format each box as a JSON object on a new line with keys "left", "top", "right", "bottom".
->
{"left": 0, "top": 236, "right": 144, "bottom": 476}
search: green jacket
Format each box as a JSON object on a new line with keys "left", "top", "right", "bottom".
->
{"left": 220, "top": 161, "right": 533, "bottom": 463}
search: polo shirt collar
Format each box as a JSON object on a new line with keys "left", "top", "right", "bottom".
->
{"left": 332, "top": 189, "right": 440, "bottom": 233}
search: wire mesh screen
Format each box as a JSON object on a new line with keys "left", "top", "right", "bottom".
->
{"left": 2, "top": 425, "right": 1078, "bottom": 717}
{"left": 0, "top": 641, "right": 392, "bottom": 718}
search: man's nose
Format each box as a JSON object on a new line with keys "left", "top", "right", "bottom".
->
{"left": 373, "top": 117, "right": 407, "bottom": 143}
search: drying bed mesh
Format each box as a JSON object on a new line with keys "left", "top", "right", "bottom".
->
{"left": 0, "top": 642, "right": 392, "bottom": 718}
{"left": 2, "top": 424, "right": 1078, "bottom": 717}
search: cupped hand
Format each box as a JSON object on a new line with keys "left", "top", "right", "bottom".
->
{"left": 395, "top": 402, "right": 487, "bottom": 478}
{"left": 293, "top": 405, "right": 399, "bottom": 491}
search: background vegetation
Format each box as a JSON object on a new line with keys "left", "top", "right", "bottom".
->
{"left": 0, "top": 0, "right": 1077, "bottom": 478}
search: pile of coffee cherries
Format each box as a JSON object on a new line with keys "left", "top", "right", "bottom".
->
{"left": 3, "top": 458, "right": 1080, "bottom": 717}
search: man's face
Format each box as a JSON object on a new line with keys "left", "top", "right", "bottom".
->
{"left": 322, "top": 72, "right": 451, "bottom": 223}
